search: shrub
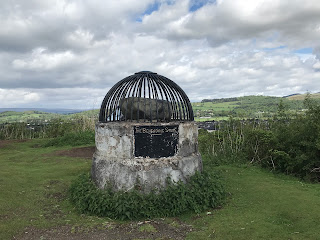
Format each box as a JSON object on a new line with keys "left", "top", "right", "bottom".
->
{"left": 242, "top": 128, "right": 276, "bottom": 166}
{"left": 44, "top": 130, "right": 95, "bottom": 147}
{"left": 69, "top": 171, "right": 226, "bottom": 220}
{"left": 198, "top": 121, "right": 248, "bottom": 165}
{"left": 272, "top": 116, "right": 320, "bottom": 181}
{"left": 198, "top": 97, "right": 320, "bottom": 182}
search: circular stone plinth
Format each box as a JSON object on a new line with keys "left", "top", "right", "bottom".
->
{"left": 91, "top": 122, "right": 202, "bottom": 193}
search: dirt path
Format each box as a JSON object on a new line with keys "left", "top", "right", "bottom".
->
{"left": 49, "top": 146, "right": 96, "bottom": 159}
{"left": 0, "top": 139, "right": 28, "bottom": 148}
{"left": 15, "top": 219, "right": 193, "bottom": 240}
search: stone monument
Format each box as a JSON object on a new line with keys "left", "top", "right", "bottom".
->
{"left": 91, "top": 71, "right": 202, "bottom": 193}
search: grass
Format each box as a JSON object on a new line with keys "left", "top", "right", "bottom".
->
{"left": 0, "top": 139, "right": 100, "bottom": 239}
{"left": 44, "top": 130, "right": 95, "bottom": 147}
{"left": 1, "top": 139, "right": 320, "bottom": 239}
{"left": 185, "top": 165, "right": 320, "bottom": 240}
{"left": 138, "top": 223, "right": 157, "bottom": 233}
{"left": 192, "top": 101, "right": 239, "bottom": 112}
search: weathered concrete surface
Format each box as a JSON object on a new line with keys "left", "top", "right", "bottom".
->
{"left": 92, "top": 122, "right": 202, "bottom": 193}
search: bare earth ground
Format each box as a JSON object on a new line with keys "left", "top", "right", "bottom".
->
{"left": 0, "top": 139, "right": 28, "bottom": 148}
{"left": 49, "top": 146, "right": 96, "bottom": 159}
{"left": 3, "top": 143, "right": 193, "bottom": 240}
{"left": 14, "top": 220, "right": 193, "bottom": 240}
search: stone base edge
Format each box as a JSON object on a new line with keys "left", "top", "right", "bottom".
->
{"left": 91, "top": 155, "right": 202, "bottom": 193}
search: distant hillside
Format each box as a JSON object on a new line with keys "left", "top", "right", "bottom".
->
{"left": 70, "top": 109, "right": 99, "bottom": 118}
{"left": 0, "top": 110, "right": 57, "bottom": 123}
{"left": 0, "top": 109, "right": 99, "bottom": 124}
{"left": 282, "top": 93, "right": 301, "bottom": 98}
{"left": 284, "top": 93, "right": 320, "bottom": 100}
{"left": 0, "top": 108, "right": 85, "bottom": 114}
{"left": 194, "top": 93, "right": 320, "bottom": 121}
{"left": 2, "top": 93, "right": 320, "bottom": 123}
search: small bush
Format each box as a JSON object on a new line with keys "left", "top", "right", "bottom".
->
{"left": 198, "top": 125, "right": 247, "bottom": 166}
{"left": 243, "top": 128, "right": 276, "bottom": 165}
{"left": 198, "top": 96, "right": 320, "bottom": 182}
{"left": 44, "top": 130, "right": 95, "bottom": 147}
{"left": 69, "top": 171, "right": 226, "bottom": 220}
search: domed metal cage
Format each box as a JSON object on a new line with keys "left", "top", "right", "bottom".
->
{"left": 99, "top": 71, "right": 194, "bottom": 122}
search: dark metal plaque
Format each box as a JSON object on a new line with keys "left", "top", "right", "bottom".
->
{"left": 134, "top": 125, "right": 179, "bottom": 158}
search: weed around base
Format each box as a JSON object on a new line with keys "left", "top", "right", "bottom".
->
{"left": 69, "top": 171, "right": 226, "bottom": 220}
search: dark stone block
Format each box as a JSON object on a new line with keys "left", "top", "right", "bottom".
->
{"left": 119, "top": 97, "right": 171, "bottom": 121}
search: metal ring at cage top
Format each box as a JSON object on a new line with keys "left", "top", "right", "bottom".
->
{"left": 99, "top": 71, "right": 194, "bottom": 122}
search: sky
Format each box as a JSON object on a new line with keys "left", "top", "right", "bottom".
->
{"left": 1, "top": 0, "right": 320, "bottom": 109}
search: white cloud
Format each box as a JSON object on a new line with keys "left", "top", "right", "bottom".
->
{"left": 140, "top": 0, "right": 320, "bottom": 51}
{"left": 0, "top": 89, "right": 41, "bottom": 107}
{"left": 24, "top": 92, "right": 41, "bottom": 102}
{"left": 0, "top": 0, "right": 320, "bottom": 109}
{"left": 313, "top": 62, "right": 320, "bottom": 70}
{"left": 12, "top": 48, "right": 76, "bottom": 70}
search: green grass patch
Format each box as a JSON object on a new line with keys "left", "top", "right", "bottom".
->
{"left": 0, "top": 139, "right": 97, "bottom": 240}
{"left": 186, "top": 165, "right": 320, "bottom": 240}
{"left": 1, "top": 139, "right": 320, "bottom": 239}
{"left": 192, "top": 101, "right": 238, "bottom": 112}
{"left": 44, "top": 130, "right": 95, "bottom": 147}
{"left": 138, "top": 223, "right": 157, "bottom": 232}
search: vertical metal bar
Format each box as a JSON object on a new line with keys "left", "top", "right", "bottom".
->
{"left": 149, "top": 78, "right": 159, "bottom": 121}
{"left": 130, "top": 75, "right": 141, "bottom": 121}
{"left": 120, "top": 76, "right": 136, "bottom": 121}
{"left": 154, "top": 76, "right": 166, "bottom": 121}
{"left": 99, "top": 71, "right": 194, "bottom": 123}
{"left": 164, "top": 77, "right": 188, "bottom": 120}
{"left": 154, "top": 75, "right": 172, "bottom": 121}
{"left": 159, "top": 77, "right": 181, "bottom": 120}
{"left": 147, "top": 76, "right": 153, "bottom": 122}
{"left": 136, "top": 76, "right": 144, "bottom": 121}
{"left": 109, "top": 76, "right": 133, "bottom": 121}
{"left": 143, "top": 76, "right": 146, "bottom": 122}
{"left": 172, "top": 80, "right": 194, "bottom": 120}
{"left": 99, "top": 76, "right": 129, "bottom": 122}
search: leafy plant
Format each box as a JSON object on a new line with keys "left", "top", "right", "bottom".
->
{"left": 69, "top": 171, "right": 226, "bottom": 220}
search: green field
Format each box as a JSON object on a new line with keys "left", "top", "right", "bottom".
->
{"left": 1, "top": 139, "right": 319, "bottom": 239}
{"left": 192, "top": 95, "right": 317, "bottom": 119}
{"left": 193, "top": 101, "right": 239, "bottom": 112}
{"left": 187, "top": 165, "right": 320, "bottom": 240}
{"left": 0, "top": 140, "right": 94, "bottom": 239}
{"left": 0, "top": 111, "right": 58, "bottom": 123}
{"left": 1, "top": 93, "right": 320, "bottom": 124}
{"left": 0, "top": 110, "right": 99, "bottom": 124}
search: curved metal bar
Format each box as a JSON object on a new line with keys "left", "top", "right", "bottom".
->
{"left": 99, "top": 71, "right": 194, "bottom": 122}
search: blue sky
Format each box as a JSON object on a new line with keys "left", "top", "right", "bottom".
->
{"left": 189, "top": 0, "right": 216, "bottom": 11}
{"left": 137, "top": 1, "right": 161, "bottom": 21}
{"left": 138, "top": 0, "right": 215, "bottom": 21}
{"left": 294, "top": 48, "right": 313, "bottom": 54}
{"left": 0, "top": 0, "right": 320, "bottom": 109}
